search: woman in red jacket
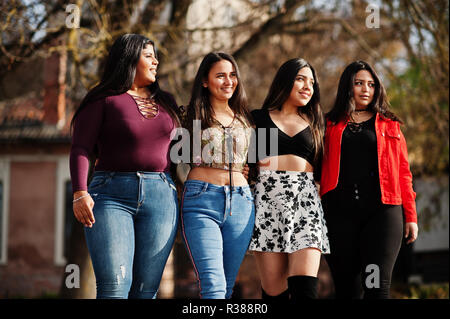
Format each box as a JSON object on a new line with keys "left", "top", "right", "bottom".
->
{"left": 320, "top": 60, "right": 418, "bottom": 299}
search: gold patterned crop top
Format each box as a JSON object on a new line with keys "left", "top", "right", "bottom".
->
{"left": 191, "top": 114, "right": 252, "bottom": 173}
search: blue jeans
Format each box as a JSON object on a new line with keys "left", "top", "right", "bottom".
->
{"left": 84, "top": 171, "right": 178, "bottom": 299}
{"left": 181, "top": 180, "right": 255, "bottom": 299}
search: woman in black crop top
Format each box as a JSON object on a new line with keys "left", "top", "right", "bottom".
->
{"left": 248, "top": 58, "right": 330, "bottom": 300}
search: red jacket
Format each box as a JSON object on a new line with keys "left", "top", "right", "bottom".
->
{"left": 320, "top": 113, "right": 417, "bottom": 223}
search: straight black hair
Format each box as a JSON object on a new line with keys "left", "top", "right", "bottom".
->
{"left": 71, "top": 33, "right": 180, "bottom": 131}
{"left": 261, "top": 58, "right": 324, "bottom": 165}
{"left": 327, "top": 60, "right": 402, "bottom": 123}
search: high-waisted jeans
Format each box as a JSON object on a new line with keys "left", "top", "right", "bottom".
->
{"left": 181, "top": 180, "right": 255, "bottom": 299}
{"left": 84, "top": 171, "right": 178, "bottom": 299}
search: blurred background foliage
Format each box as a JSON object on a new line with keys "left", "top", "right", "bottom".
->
{"left": 1, "top": 0, "right": 447, "bottom": 175}
{"left": 391, "top": 282, "right": 449, "bottom": 299}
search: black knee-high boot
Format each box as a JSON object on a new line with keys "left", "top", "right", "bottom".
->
{"left": 287, "top": 275, "right": 318, "bottom": 300}
{"left": 261, "top": 288, "right": 290, "bottom": 300}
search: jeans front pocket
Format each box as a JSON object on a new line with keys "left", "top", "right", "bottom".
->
{"left": 88, "top": 175, "right": 111, "bottom": 192}
{"left": 183, "top": 182, "right": 208, "bottom": 199}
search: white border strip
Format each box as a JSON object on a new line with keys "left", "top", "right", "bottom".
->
{"left": 0, "top": 158, "right": 10, "bottom": 265}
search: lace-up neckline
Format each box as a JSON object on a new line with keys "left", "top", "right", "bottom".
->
{"left": 128, "top": 94, "right": 159, "bottom": 119}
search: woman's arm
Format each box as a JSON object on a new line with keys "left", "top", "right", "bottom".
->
{"left": 398, "top": 128, "right": 417, "bottom": 224}
{"left": 398, "top": 127, "right": 418, "bottom": 243}
{"left": 70, "top": 98, "right": 105, "bottom": 227}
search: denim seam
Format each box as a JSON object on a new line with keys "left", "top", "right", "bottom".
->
{"left": 183, "top": 181, "right": 209, "bottom": 199}
{"left": 89, "top": 174, "right": 113, "bottom": 191}
{"left": 223, "top": 187, "right": 229, "bottom": 222}
{"left": 161, "top": 173, "right": 177, "bottom": 191}
{"left": 240, "top": 188, "right": 254, "bottom": 202}
{"left": 180, "top": 187, "right": 203, "bottom": 299}
{"left": 137, "top": 173, "right": 144, "bottom": 209}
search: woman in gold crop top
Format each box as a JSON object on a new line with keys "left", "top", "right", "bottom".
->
{"left": 180, "top": 52, "right": 255, "bottom": 299}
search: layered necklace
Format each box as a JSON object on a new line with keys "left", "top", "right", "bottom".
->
{"left": 348, "top": 108, "right": 370, "bottom": 133}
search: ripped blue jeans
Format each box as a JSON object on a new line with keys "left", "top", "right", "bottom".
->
{"left": 84, "top": 171, "right": 178, "bottom": 299}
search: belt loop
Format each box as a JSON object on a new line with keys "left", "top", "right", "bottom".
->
{"left": 160, "top": 172, "right": 167, "bottom": 183}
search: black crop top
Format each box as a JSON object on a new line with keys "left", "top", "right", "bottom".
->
{"left": 250, "top": 109, "right": 316, "bottom": 166}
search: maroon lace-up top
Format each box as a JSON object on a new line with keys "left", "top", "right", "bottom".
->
{"left": 70, "top": 93, "right": 177, "bottom": 192}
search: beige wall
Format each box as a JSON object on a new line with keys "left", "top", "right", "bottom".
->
{"left": 0, "top": 161, "right": 64, "bottom": 298}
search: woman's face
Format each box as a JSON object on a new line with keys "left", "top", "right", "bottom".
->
{"left": 203, "top": 60, "right": 238, "bottom": 103}
{"left": 134, "top": 44, "right": 159, "bottom": 86}
{"left": 287, "top": 67, "right": 315, "bottom": 107}
{"left": 353, "top": 70, "right": 375, "bottom": 109}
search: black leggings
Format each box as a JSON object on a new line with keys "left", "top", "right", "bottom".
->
{"left": 322, "top": 188, "right": 404, "bottom": 299}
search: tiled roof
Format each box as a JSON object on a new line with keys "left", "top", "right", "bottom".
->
{"left": 0, "top": 95, "right": 72, "bottom": 144}
{"left": 0, "top": 119, "right": 71, "bottom": 143}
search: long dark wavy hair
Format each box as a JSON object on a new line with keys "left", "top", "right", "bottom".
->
{"left": 184, "top": 52, "right": 252, "bottom": 133}
{"left": 71, "top": 33, "right": 180, "bottom": 130}
{"left": 261, "top": 58, "right": 324, "bottom": 165}
{"left": 327, "top": 60, "right": 402, "bottom": 123}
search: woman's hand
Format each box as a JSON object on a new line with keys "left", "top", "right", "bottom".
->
{"left": 73, "top": 191, "right": 95, "bottom": 228}
{"left": 404, "top": 222, "right": 418, "bottom": 244}
{"left": 242, "top": 164, "right": 250, "bottom": 180}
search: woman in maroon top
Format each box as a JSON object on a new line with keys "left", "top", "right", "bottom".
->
{"left": 70, "top": 34, "right": 180, "bottom": 299}
{"left": 320, "top": 61, "right": 418, "bottom": 299}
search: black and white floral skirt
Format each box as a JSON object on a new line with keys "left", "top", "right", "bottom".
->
{"left": 248, "top": 170, "right": 330, "bottom": 254}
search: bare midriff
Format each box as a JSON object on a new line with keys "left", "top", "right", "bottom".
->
{"left": 187, "top": 167, "right": 248, "bottom": 186}
{"left": 258, "top": 154, "right": 313, "bottom": 172}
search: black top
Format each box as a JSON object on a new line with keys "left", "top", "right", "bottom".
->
{"left": 338, "top": 114, "right": 380, "bottom": 190}
{"left": 250, "top": 108, "right": 316, "bottom": 168}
